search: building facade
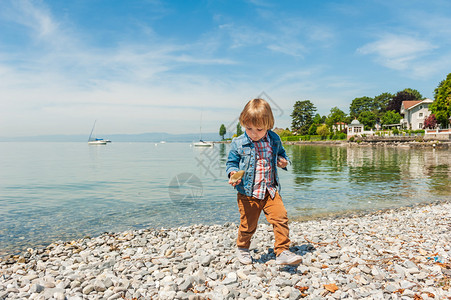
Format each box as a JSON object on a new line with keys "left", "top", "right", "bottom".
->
{"left": 400, "top": 99, "right": 433, "bottom": 130}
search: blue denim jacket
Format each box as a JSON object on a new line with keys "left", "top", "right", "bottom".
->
{"left": 226, "top": 130, "right": 290, "bottom": 197}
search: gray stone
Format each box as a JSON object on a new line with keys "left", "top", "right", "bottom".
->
{"left": 289, "top": 289, "right": 303, "bottom": 300}
{"left": 358, "top": 265, "right": 372, "bottom": 274}
{"left": 404, "top": 260, "right": 417, "bottom": 269}
{"left": 54, "top": 291, "right": 66, "bottom": 300}
{"left": 94, "top": 280, "right": 107, "bottom": 292}
{"left": 222, "top": 272, "right": 238, "bottom": 285}
{"left": 178, "top": 279, "right": 193, "bottom": 291}
{"left": 104, "top": 290, "right": 115, "bottom": 298}
{"left": 385, "top": 283, "right": 400, "bottom": 293}
{"left": 196, "top": 285, "right": 206, "bottom": 292}
{"left": 201, "top": 255, "right": 214, "bottom": 266}
{"left": 415, "top": 272, "right": 428, "bottom": 280}
{"left": 82, "top": 284, "right": 95, "bottom": 295}
{"left": 394, "top": 264, "right": 406, "bottom": 277}
{"left": 107, "top": 292, "right": 124, "bottom": 300}
{"left": 104, "top": 277, "right": 114, "bottom": 288}
{"left": 43, "top": 288, "right": 65, "bottom": 299}
{"left": 400, "top": 280, "right": 416, "bottom": 290}
{"left": 236, "top": 269, "right": 248, "bottom": 280}
{"left": 29, "top": 283, "right": 45, "bottom": 293}
{"left": 328, "top": 251, "right": 340, "bottom": 258}
{"left": 407, "top": 267, "right": 420, "bottom": 275}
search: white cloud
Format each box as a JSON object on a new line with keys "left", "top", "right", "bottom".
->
{"left": 0, "top": 1, "right": 246, "bottom": 136}
{"left": 357, "top": 34, "right": 437, "bottom": 70}
{"left": 2, "top": 1, "right": 449, "bottom": 137}
{"left": 0, "top": 1, "right": 56, "bottom": 37}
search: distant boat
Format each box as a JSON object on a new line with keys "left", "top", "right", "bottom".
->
{"left": 193, "top": 111, "right": 213, "bottom": 147}
{"left": 88, "top": 138, "right": 108, "bottom": 145}
{"left": 88, "top": 121, "right": 110, "bottom": 145}
{"left": 193, "top": 140, "right": 214, "bottom": 147}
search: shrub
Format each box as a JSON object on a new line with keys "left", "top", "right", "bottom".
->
{"left": 423, "top": 114, "right": 437, "bottom": 129}
{"left": 282, "top": 136, "right": 301, "bottom": 142}
{"left": 310, "top": 135, "right": 322, "bottom": 141}
{"left": 316, "top": 124, "right": 330, "bottom": 137}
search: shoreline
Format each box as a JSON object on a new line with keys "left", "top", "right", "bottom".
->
{"left": 284, "top": 140, "right": 451, "bottom": 148}
{"left": 290, "top": 199, "right": 451, "bottom": 223}
{"left": 2, "top": 199, "right": 448, "bottom": 259}
{"left": 1, "top": 201, "right": 450, "bottom": 299}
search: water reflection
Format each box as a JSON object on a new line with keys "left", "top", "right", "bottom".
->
{"left": 219, "top": 143, "right": 227, "bottom": 163}
{"left": 346, "top": 147, "right": 402, "bottom": 183}
{"left": 284, "top": 145, "right": 450, "bottom": 217}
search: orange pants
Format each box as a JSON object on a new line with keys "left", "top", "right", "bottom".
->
{"left": 236, "top": 191, "right": 290, "bottom": 256}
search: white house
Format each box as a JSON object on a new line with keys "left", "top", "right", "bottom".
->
{"left": 347, "top": 119, "right": 374, "bottom": 138}
{"left": 400, "top": 98, "right": 433, "bottom": 130}
{"left": 347, "top": 119, "right": 363, "bottom": 135}
{"left": 332, "top": 122, "right": 347, "bottom": 133}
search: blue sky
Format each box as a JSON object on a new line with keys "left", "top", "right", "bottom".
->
{"left": 1, "top": 0, "right": 451, "bottom": 137}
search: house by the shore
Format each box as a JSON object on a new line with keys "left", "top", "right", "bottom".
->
{"left": 347, "top": 119, "right": 374, "bottom": 139}
{"left": 332, "top": 122, "right": 347, "bottom": 133}
{"left": 400, "top": 98, "right": 433, "bottom": 130}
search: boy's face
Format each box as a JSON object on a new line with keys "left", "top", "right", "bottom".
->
{"left": 244, "top": 124, "right": 267, "bottom": 141}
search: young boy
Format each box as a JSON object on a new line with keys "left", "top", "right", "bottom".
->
{"left": 226, "top": 98, "right": 302, "bottom": 265}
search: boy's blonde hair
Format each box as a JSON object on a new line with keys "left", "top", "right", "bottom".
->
{"left": 239, "top": 98, "right": 274, "bottom": 129}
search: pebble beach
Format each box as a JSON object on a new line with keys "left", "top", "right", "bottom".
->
{"left": 1, "top": 201, "right": 450, "bottom": 300}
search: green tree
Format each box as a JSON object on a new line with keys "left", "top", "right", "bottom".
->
{"left": 326, "top": 107, "right": 346, "bottom": 127}
{"left": 387, "top": 91, "right": 416, "bottom": 112}
{"left": 430, "top": 73, "right": 451, "bottom": 128}
{"left": 349, "top": 96, "right": 374, "bottom": 118}
{"left": 381, "top": 110, "right": 402, "bottom": 126}
{"left": 219, "top": 124, "right": 226, "bottom": 140}
{"left": 312, "top": 113, "right": 323, "bottom": 125}
{"left": 358, "top": 111, "right": 377, "bottom": 130}
{"left": 344, "top": 115, "right": 354, "bottom": 125}
{"left": 274, "top": 128, "right": 292, "bottom": 137}
{"left": 236, "top": 123, "right": 243, "bottom": 136}
{"left": 402, "top": 88, "right": 424, "bottom": 100}
{"left": 316, "top": 124, "right": 330, "bottom": 138}
{"left": 308, "top": 123, "right": 318, "bottom": 135}
{"left": 291, "top": 100, "right": 317, "bottom": 135}
{"left": 373, "top": 92, "right": 393, "bottom": 114}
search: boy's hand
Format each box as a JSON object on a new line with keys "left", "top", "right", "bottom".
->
{"left": 277, "top": 156, "right": 288, "bottom": 168}
{"left": 228, "top": 171, "right": 242, "bottom": 187}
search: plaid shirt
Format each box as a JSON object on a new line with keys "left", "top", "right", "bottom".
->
{"left": 252, "top": 133, "right": 276, "bottom": 199}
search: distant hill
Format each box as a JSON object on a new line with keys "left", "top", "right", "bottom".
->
{"left": 0, "top": 132, "right": 221, "bottom": 142}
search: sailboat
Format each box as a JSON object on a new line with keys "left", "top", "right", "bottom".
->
{"left": 193, "top": 112, "right": 213, "bottom": 147}
{"left": 88, "top": 120, "right": 110, "bottom": 145}
{"left": 193, "top": 139, "right": 214, "bottom": 147}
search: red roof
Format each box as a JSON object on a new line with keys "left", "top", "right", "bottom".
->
{"left": 402, "top": 100, "right": 422, "bottom": 109}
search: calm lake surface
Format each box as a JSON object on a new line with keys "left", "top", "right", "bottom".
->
{"left": 0, "top": 142, "right": 450, "bottom": 255}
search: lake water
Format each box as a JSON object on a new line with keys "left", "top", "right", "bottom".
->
{"left": 0, "top": 142, "right": 450, "bottom": 256}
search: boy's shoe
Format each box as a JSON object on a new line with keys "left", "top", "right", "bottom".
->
{"left": 236, "top": 248, "right": 252, "bottom": 264}
{"left": 276, "top": 250, "right": 302, "bottom": 265}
